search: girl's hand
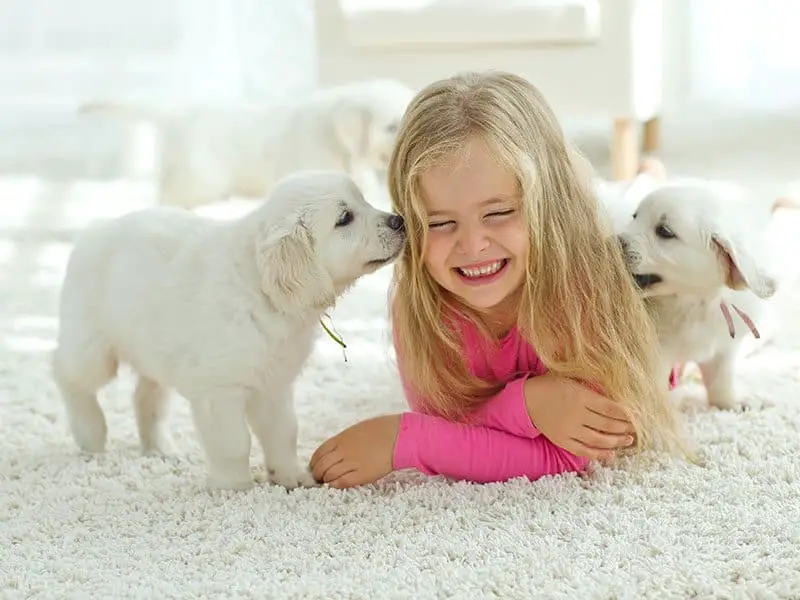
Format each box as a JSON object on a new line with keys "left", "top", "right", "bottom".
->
{"left": 309, "top": 415, "right": 401, "bottom": 489}
{"left": 524, "top": 374, "right": 636, "bottom": 461}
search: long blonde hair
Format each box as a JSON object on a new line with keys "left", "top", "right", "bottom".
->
{"left": 389, "top": 71, "right": 690, "bottom": 457}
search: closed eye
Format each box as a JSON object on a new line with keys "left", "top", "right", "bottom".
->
{"left": 655, "top": 223, "right": 676, "bottom": 239}
{"left": 486, "top": 209, "right": 515, "bottom": 219}
{"left": 429, "top": 209, "right": 515, "bottom": 230}
{"left": 428, "top": 220, "right": 454, "bottom": 229}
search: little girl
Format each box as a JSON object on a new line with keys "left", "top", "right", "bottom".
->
{"left": 310, "top": 71, "right": 689, "bottom": 489}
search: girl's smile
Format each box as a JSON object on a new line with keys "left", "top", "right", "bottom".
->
{"left": 454, "top": 258, "right": 511, "bottom": 286}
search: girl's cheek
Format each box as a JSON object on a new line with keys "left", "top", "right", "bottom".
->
{"left": 424, "top": 237, "right": 451, "bottom": 267}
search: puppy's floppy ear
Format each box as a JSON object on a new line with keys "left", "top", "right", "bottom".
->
{"left": 332, "top": 100, "right": 370, "bottom": 161}
{"left": 255, "top": 221, "right": 335, "bottom": 312}
{"left": 711, "top": 230, "right": 777, "bottom": 299}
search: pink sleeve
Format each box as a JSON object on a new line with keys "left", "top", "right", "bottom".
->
{"left": 392, "top": 411, "right": 589, "bottom": 483}
{"left": 395, "top": 374, "right": 587, "bottom": 483}
{"left": 400, "top": 372, "right": 541, "bottom": 439}
{"left": 469, "top": 376, "right": 541, "bottom": 438}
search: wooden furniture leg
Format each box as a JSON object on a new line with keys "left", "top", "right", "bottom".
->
{"left": 642, "top": 116, "right": 660, "bottom": 153}
{"left": 611, "top": 117, "right": 637, "bottom": 181}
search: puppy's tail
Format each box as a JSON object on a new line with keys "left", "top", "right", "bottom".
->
{"left": 771, "top": 196, "right": 800, "bottom": 214}
{"left": 77, "top": 101, "right": 166, "bottom": 124}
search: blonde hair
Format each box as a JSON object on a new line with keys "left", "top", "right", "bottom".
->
{"left": 388, "top": 71, "right": 690, "bottom": 457}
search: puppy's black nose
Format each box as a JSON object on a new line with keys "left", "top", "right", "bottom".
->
{"left": 386, "top": 214, "right": 405, "bottom": 231}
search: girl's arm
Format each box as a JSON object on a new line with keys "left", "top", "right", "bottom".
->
{"left": 396, "top": 374, "right": 589, "bottom": 483}
{"left": 391, "top": 323, "right": 587, "bottom": 482}
{"left": 392, "top": 410, "right": 589, "bottom": 483}
{"left": 400, "top": 374, "right": 541, "bottom": 440}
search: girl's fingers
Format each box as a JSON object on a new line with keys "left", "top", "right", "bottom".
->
{"left": 310, "top": 449, "right": 344, "bottom": 482}
{"left": 575, "top": 426, "right": 634, "bottom": 451}
{"left": 585, "top": 396, "right": 634, "bottom": 429}
{"left": 310, "top": 437, "right": 338, "bottom": 469}
{"left": 583, "top": 409, "right": 636, "bottom": 436}
{"left": 567, "top": 438, "right": 616, "bottom": 462}
{"left": 322, "top": 461, "right": 358, "bottom": 485}
{"left": 327, "top": 470, "right": 362, "bottom": 489}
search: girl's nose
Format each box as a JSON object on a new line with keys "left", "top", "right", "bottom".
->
{"left": 457, "top": 223, "right": 490, "bottom": 256}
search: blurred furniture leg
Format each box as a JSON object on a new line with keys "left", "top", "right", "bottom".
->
{"left": 612, "top": 117, "right": 638, "bottom": 181}
{"left": 313, "top": 0, "right": 665, "bottom": 181}
{"left": 642, "top": 116, "right": 661, "bottom": 153}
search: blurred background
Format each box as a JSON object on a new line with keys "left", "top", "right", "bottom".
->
{"left": 0, "top": 0, "right": 798, "bottom": 251}
{"left": 0, "top": 0, "right": 797, "bottom": 183}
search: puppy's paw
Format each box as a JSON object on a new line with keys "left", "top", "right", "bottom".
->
{"left": 141, "top": 431, "right": 175, "bottom": 457}
{"left": 269, "top": 464, "right": 319, "bottom": 490}
{"left": 69, "top": 415, "right": 108, "bottom": 454}
{"left": 207, "top": 474, "right": 254, "bottom": 492}
{"left": 707, "top": 392, "right": 742, "bottom": 412}
{"left": 738, "top": 394, "right": 765, "bottom": 412}
{"left": 207, "top": 462, "right": 254, "bottom": 491}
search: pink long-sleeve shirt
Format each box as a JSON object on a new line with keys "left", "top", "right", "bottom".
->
{"left": 391, "top": 319, "right": 590, "bottom": 484}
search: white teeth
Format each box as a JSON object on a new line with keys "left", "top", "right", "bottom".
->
{"left": 458, "top": 260, "right": 505, "bottom": 278}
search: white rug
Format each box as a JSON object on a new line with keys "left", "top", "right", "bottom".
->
{"left": 2, "top": 174, "right": 800, "bottom": 599}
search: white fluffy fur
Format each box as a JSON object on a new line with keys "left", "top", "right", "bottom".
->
{"left": 80, "top": 79, "right": 415, "bottom": 208}
{"left": 616, "top": 180, "right": 779, "bottom": 410}
{"left": 51, "top": 170, "right": 406, "bottom": 491}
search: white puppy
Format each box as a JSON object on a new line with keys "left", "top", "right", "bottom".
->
{"left": 52, "top": 170, "right": 407, "bottom": 490}
{"left": 80, "top": 79, "right": 415, "bottom": 208}
{"left": 617, "top": 181, "right": 778, "bottom": 410}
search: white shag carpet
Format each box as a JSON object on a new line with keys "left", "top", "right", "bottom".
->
{"left": 2, "top": 170, "right": 800, "bottom": 600}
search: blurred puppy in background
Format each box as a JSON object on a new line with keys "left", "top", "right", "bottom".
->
{"left": 80, "top": 78, "right": 414, "bottom": 208}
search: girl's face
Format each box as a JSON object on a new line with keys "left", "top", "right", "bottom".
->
{"left": 418, "top": 137, "right": 528, "bottom": 319}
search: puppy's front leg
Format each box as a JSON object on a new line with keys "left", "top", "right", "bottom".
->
{"left": 247, "top": 390, "right": 316, "bottom": 489}
{"left": 189, "top": 389, "right": 253, "bottom": 491}
{"left": 699, "top": 351, "right": 740, "bottom": 411}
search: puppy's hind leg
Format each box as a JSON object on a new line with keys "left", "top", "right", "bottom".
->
{"left": 247, "top": 387, "right": 316, "bottom": 489}
{"left": 51, "top": 340, "right": 117, "bottom": 453}
{"left": 189, "top": 388, "right": 254, "bottom": 491}
{"left": 699, "top": 350, "right": 742, "bottom": 411}
{"left": 133, "top": 376, "right": 173, "bottom": 455}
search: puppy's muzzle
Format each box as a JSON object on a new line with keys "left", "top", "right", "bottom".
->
{"left": 367, "top": 213, "right": 406, "bottom": 268}
{"left": 616, "top": 235, "right": 629, "bottom": 257}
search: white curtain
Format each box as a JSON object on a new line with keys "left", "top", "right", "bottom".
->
{"left": 688, "top": 0, "right": 800, "bottom": 113}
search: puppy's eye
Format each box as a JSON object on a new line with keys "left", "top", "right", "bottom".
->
{"left": 632, "top": 212, "right": 638, "bottom": 220}
{"left": 386, "top": 122, "right": 399, "bottom": 134}
{"left": 336, "top": 210, "right": 354, "bottom": 227}
{"left": 655, "top": 223, "right": 676, "bottom": 239}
